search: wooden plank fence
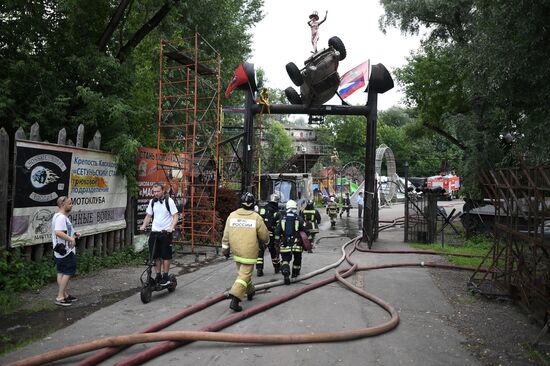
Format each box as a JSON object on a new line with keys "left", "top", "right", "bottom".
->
{"left": 0, "top": 123, "right": 134, "bottom": 262}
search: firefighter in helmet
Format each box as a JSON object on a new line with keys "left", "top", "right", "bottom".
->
{"left": 222, "top": 192, "right": 269, "bottom": 312}
{"left": 340, "top": 192, "right": 351, "bottom": 218}
{"left": 256, "top": 193, "right": 282, "bottom": 276}
{"left": 326, "top": 195, "right": 339, "bottom": 227}
{"left": 300, "top": 200, "right": 321, "bottom": 248}
{"left": 275, "top": 199, "right": 306, "bottom": 285}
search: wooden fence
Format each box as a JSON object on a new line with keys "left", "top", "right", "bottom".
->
{"left": 0, "top": 123, "right": 134, "bottom": 262}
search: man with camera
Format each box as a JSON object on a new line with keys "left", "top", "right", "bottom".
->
{"left": 52, "top": 196, "right": 81, "bottom": 306}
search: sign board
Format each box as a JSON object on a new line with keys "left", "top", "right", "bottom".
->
{"left": 10, "top": 141, "right": 127, "bottom": 247}
{"left": 135, "top": 147, "right": 188, "bottom": 232}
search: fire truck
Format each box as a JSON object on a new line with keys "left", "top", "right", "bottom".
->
{"left": 426, "top": 174, "right": 460, "bottom": 200}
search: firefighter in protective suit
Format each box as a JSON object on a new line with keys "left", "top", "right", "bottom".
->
{"left": 222, "top": 192, "right": 269, "bottom": 312}
{"left": 300, "top": 200, "right": 321, "bottom": 248}
{"left": 326, "top": 196, "right": 339, "bottom": 227}
{"left": 256, "top": 194, "right": 282, "bottom": 276}
{"left": 340, "top": 192, "right": 351, "bottom": 218}
{"left": 275, "top": 200, "right": 306, "bottom": 285}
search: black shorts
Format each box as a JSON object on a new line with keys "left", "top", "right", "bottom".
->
{"left": 148, "top": 231, "right": 173, "bottom": 260}
{"left": 55, "top": 252, "right": 77, "bottom": 276}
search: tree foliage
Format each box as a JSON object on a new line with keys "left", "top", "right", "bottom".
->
{"left": 381, "top": 0, "right": 550, "bottom": 196}
{"left": 315, "top": 109, "right": 459, "bottom": 178}
{"left": 260, "top": 119, "right": 294, "bottom": 173}
{"left": 1, "top": 0, "right": 264, "bottom": 187}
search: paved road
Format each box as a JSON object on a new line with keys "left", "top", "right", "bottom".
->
{"left": 2, "top": 202, "right": 479, "bottom": 365}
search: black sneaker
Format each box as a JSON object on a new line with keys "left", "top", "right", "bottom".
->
{"left": 257, "top": 268, "right": 264, "bottom": 277}
{"left": 154, "top": 273, "right": 162, "bottom": 285}
{"left": 159, "top": 273, "right": 170, "bottom": 286}
{"left": 55, "top": 298, "right": 72, "bottom": 307}
{"left": 65, "top": 294, "right": 78, "bottom": 302}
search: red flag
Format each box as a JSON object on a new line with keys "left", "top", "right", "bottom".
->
{"left": 225, "top": 64, "right": 249, "bottom": 98}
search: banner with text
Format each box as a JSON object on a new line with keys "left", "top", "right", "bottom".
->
{"left": 10, "top": 141, "right": 127, "bottom": 247}
{"left": 135, "top": 147, "right": 188, "bottom": 232}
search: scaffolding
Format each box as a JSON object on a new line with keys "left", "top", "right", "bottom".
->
{"left": 156, "top": 33, "right": 221, "bottom": 252}
{"left": 470, "top": 166, "right": 550, "bottom": 322}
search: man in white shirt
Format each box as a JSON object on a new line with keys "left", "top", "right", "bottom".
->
{"left": 52, "top": 196, "right": 81, "bottom": 306}
{"left": 356, "top": 191, "right": 364, "bottom": 218}
{"left": 140, "top": 183, "right": 179, "bottom": 286}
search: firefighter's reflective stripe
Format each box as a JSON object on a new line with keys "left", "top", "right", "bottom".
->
{"left": 280, "top": 246, "right": 292, "bottom": 253}
{"left": 235, "top": 279, "right": 248, "bottom": 288}
{"left": 233, "top": 255, "right": 257, "bottom": 264}
{"left": 281, "top": 220, "right": 300, "bottom": 232}
{"left": 303, "top": 209, "right": 316, "bottom": 221}
{"left": 259, "top": 208, "right": 266, "bottom": 215}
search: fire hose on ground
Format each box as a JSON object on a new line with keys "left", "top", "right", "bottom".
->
{"left": 7, "top": 236, "right": 492, "bottom": 366}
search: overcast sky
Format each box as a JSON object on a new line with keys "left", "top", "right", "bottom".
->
{"left": 249, "top": 0, "right": 422, "bottom": 110}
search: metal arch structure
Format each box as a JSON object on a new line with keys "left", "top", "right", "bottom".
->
{"left": 341, "top": 161, "right": 365, "bottom": 184}
{"left": 233, "top": 62, "right": 393, "bottom": 248}
{"left": 375, "top": 144, "right": 398, "bottom": 202}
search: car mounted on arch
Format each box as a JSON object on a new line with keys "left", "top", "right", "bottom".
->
{"left": 284, "top": 36, "right": 346, "bottom": 106}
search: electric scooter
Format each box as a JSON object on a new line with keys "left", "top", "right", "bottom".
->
{"left": 140, "top": 231, "right": 177, "bottom": 304}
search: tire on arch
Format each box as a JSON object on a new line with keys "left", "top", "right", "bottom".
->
{"left": 285, "top": 87, "right": 303, "bottom": 105}
{"left": 328, "top": 36, "right": 346, "bottom": 61}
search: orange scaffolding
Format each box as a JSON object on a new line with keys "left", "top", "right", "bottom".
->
{"left": 156, "top": 33, "right": 221, "bottom": 252}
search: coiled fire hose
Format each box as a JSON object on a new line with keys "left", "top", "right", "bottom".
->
{"left": 8, "top": 235, "right": 491, "bottom": 366}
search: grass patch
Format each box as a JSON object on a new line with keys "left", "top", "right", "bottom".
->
{"left": 0, "top": 326, "right": 59, "bottom": 356}
{"left": 0, "top": 246, "right": 147, "bottom": 316}
{"left": 410, "top": 234, "right": 493, "bottom": 268}
{"left": 523, "top": 343, "right": 550, "bottom": 365}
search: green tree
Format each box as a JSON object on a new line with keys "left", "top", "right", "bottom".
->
{"left": 260, "top": 120, "right": 294, "bottom": 173}
{"left": 1, "top": 0, "right": 264, "bottom": 185}
{"left": 381, "top": 0, "right": 550, "bottom": 197}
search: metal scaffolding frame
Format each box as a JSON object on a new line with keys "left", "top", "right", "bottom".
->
{"left": 470, "top": 166, "right": 550, "bottom": 322}
{"left": 156, "top": 33, "right": 221, "bottom": 252}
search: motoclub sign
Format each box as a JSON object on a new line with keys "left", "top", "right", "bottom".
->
{"left": 10, "top": 141, "right": 127, "bottom": 247}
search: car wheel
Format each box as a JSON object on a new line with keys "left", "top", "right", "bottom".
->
{"left": 328, "top": 36, "right": 346, "bottom": 61}
{"left": 286, "top": 62, "right": 303, "bottom": 86}
{"left": 285, "top": 87, "right": 302, "bottom": 105}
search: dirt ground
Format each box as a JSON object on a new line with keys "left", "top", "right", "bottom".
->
{"left": 2, "top": 240, "right": 550, "bottom": 365}
{"left": 428, "top": 263, "right": 550, "bottom": 366}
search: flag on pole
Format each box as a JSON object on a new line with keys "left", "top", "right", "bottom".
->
{"left": 338, "top": 60, "right": 370, "bottom": 99}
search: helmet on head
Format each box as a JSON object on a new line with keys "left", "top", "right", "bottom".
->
{"left": 240, "top": 192, "right": 255, "bottom": 209}
{"left": 330, "top": 196, "right": 335, "bottom": 202}
{"left": 306, "top": 200, "right": 314, "bottom": 209}
{"left": 286, "top": 200, "right": 297, "bottom": 210}
{"left": 269, "top": 193, "right": 280, "bottom": 203}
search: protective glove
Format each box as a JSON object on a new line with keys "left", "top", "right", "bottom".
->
{"left": 222, "top": 247, "right": 230, "bottom": 259}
